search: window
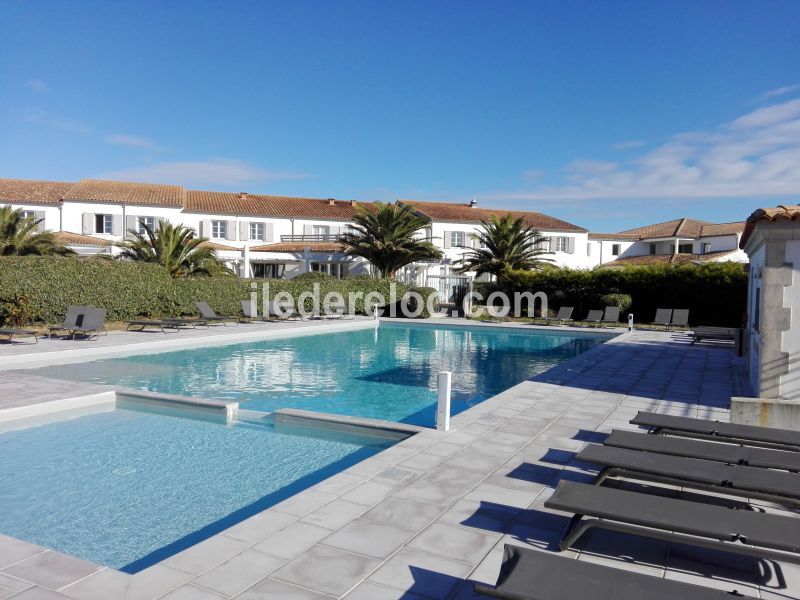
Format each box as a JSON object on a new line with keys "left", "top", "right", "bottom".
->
{"left": 95, "top": 214, "right": 113, "bottom": 234}
{"left": 251, "top": 263, "right": 285, "bottom": 279}
{"left": 450, "top": 231, "right": 466, "bottom": 247}
{"left": 137, "top": 216, "right": 156, "bottom": 234}
{"left": 311, "top": 262, "right": 348, "bottom": 278}
{"left": 702, "top": 243, "right": 711, "bottom": 254}
{"left": 312, "top": 225, "right": 330, "bottom": 237}
{"left": 20, "top": 210, "right": 35, "bottom": 220}
{"left": 553, "top": 237, "right": 568, "bottom": 252}
{"left": 611, "top": 244, "right": 621, "bottom": 256}
{"left": 649, "top": 243, "right": 657, "bottom": 255}
{"left": 250, "top": 222, "right": 265, "bottom": 241}
{"left": 211, "top": 220, "right": 226, "bottom": 239}
{"left": 678, "top": 243, "right": 693, "bottom": 254}
{"left": 587, "top": 243, "right": 592, "bottom": 256}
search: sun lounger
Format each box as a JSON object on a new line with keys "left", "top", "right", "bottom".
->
{"left": 650, "top": 308, "right": 672, "bottom": 330}
{"left": 579, "top": 309, "right": 603, "bottom": 327}
{"left": 692, "top": 325, "right": 736, "bottom": 344}
{"left": 546, "top": 480, "right": 800, "bottom": 564}
{"left": 605, "top": 429, "right": 800, "bottom": 472}
{"left": 601, "top": 306, "right": 620, "bottom": 327}
{"left": 47, "top": 305, "right": 89, "bottom": 338}
{"left": 68, "top": 308, "right": 106, "bottom": 340}
{"left": 631, "top": 411, "right": 800, "bottom": 451}
{"left": 126, "top": 319, "right": 195, "bottom": 333}
{"left": 474, "top": 543, "right": 754, "bottom": 600}
{"left": 671, "top": 308, "right": 690, "bottom": 330}
{"left": 267, "top": 301, "right": 303, "bottom": 321}
{"left": 532, "top": 306, "right": 574, "bottom": 326}
{"left": 0, "top": 328, "right": 38, "bottom": 344}
{"left": 195, "top": 301, "right": 237, "bottom": 326}
{"left": 577, "top": 443, "right": 800, "bottom": 508}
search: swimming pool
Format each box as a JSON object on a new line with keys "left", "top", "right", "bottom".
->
{"left": 33, "top": 322, "right": 614, "bottom": 426}
{"left": 0, "top": 404, "right": 397, "bottom": 572}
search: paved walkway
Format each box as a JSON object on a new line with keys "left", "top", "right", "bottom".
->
{"left": 1, "top": 327, "right": 791, "bottom": 600}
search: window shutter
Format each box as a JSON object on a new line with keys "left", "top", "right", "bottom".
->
{"left": 125, "top": 215, "right": 138, "bottom": 239}
{"left": 471, "top": 235, "right": 480, "bottom": 249}
{"left": 226, "top": 220, "right": 237, "bottom": 241}
{"left": 111, "top": 215, "right": 123, "bottom": 236}
{"left": 264, "top": 223, "right": 274, "bottom": 242}
{"left": 33, "top": 210, "right": 46, "bottom": 231}
{"left": 567, "top": 237, "right": 575, "bottom": 254}
{"left": 200, "top": 220, "right": 211, "bottom": 237}
{"left": 303, "top": 224, "right": 313, "bottom": 235}
{"left": 155, "top": 217, "right": 163, "bottom": 228}
{"left": 82, "top": 213, "right": 94, "bottom": 235}
{"left": 443, "top": 231, "right": 452, "bottom": 249}
{"left": 239, "top": 222, "right": 250, "bottom": 241}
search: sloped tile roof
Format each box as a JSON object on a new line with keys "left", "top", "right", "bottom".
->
{"left": 399, "top": 200, "right": 587, "bottom": 232}
{"left": 618, "top": 217, "right": 714, "bottom": 239}
{"left": 698, "top": 222, "right": 745, "bottom": 237}
{"left": 52, "top": 231, "right": 112, "bottom": 246}
{"left": 185, "top": 190, "right": 372, "bottom": 220}
{"left": 63, "top": 179, "right": 185, "bottom": 206}
{"left": 600, "top": 250, "right": 739, "bottom": 267}
{"left": 588, "top": 232, "right": 639, "bottom": 241}
{"left": 740, "top": 204, "right": 800, "bottom": 248}
{"left": 199, "top": 241, "right": 239, "bottom": 252}
{"left": 250, "top": 241, "right": 346, "bottom": 253}
{"left": 0, "top": 178, "right": 75, "bottom": 205}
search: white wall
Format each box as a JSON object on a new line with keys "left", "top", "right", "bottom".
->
{"left": 0, "top": 202, "right": 61, "bottom": 231}
{"left": 60, "top": 202, "right": 184, "bottom": 242}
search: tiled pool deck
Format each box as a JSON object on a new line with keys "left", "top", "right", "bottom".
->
{"left": 1, "top": 320, "right": 793, "bottom": 600}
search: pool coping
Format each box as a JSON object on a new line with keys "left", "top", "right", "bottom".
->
{"left": 0, "top": 318, "right": 630, "bottom": 598}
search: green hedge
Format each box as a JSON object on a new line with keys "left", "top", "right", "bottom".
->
{"left": 477, "top": 263, "right": 747, "bottom": 327}
{"left": 0, "top": 257, "right": 435, "bottom": 325}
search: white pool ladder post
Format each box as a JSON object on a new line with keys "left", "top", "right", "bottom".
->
{"left": 628, "top": 313, "right": 634, "bottom": 332}
{"left": 437, "top": 371, "right": 452, "bottom": 431}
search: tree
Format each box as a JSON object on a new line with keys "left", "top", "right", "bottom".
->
{"left": 454, "top": 214, "right": 552, "bottom": 277}
{"left": 0, "top": 206, "right": 74, "bottom": 256}
{"left": 339, "top": 202, "right": 443, "bottom": 279}
{"left": 117, "top": 221, "right": 233, "bottom": 277}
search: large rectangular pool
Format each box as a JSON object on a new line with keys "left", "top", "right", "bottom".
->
{"left": 31, "top": 322, "right": 614, "bottom": 426}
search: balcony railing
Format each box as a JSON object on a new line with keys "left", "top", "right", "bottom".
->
{"left": 280, "top": 234, "right": 343, "bottom": 243}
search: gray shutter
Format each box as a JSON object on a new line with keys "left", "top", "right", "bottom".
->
{"left": 112, "top": 215, "right": 123, "bottom": 236}
{"left": 239, "top": 221, "right": 250, "bottom": 241}
{"left": 546, "top": 237, "right": 554, "bottom": 251}
{"left": 33, "top": 210, "right": 46, "bottom": 231}
{"left": 443, "top": 231, "right": 452, "bottom": 249}
{"left": 200, "top": 220, "right": 211, "bottom": 237}
{"left": 155, "top": 216, "right": 163, "bottom": 228}
{"left": 471, "top": 235, "right": 479, "bottom": 249}
{"left": 125, "top": 215, "right": 138, "bottom": 239}
{"left": 226, "top": 220, "right": 237, "bottom": 241}
{"left": 303, "top": 224, "right": 313, "bottom": 235}
{"left": 264, "top": 223, "right": 274, "bottom": 242}
{"left": 567, "top": 237, "right": 575, "bottom": 254}
{"left": 82, "top": 213, "right": 94, "bottom": 235}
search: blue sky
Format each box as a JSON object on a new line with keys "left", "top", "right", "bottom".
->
{"left": 1, "top": 0, "right": 799, "bottom": 231}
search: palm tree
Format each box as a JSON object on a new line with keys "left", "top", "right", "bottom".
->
{"left": 117, "top": 221, "right": 232, "bottom": 277}
{"left": 0, "top": 206, "right": 74, "bottom": 256}
{"left": 339, "top": 202, "right": 443, "bottom": 279}
{"left": 454, "top": 214, "right": 552, "bottom": 277}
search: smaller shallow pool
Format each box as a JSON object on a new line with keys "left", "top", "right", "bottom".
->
{"left": 0, "top": 404, "right": 398, "bottom": 572}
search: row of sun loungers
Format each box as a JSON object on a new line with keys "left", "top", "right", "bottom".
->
{"left": 478, "top": 411, "right": 800, "bottom": 599}
{"left": 533, "top": 306, "right": 692, "bottom": 329}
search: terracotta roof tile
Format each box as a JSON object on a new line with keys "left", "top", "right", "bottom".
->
{"left": 199, "top": 241, "right": 239, "bottom": 252}
{"left": 63, "top": 179, "right": 184, "bottom": 206}
{"left": 618, "top": 217, "right": 713, "bottom": 239}
{"left": 0, "top": 178, "right": 75, "bottom": 205}
{"left": 399, "top": 200, "right": 587, "bottom": 232}
{"left": 600, "top": 250, "right": 738, "bottom": 267}
{"left": 698, "top": 222, "right": 745, "bottom": 237}
{"left": 52, "top": 231, "right": 112, "bottom": 246}
{"left": 185, "top": 190, "right": 371, "bottom": 219}
{"left": 740, "top": 204, "right": 800, "bottom": 248}
{"left": 587, "top": 232, "right": 639, "bottom": 241}
{"left": 250, "top": 241, "right": 346, "bottom": 253}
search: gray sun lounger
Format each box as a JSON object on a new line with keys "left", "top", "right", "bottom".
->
{"left": 47, "top": 305, "right": 89, "bottom": 338}
{"left": 631, "top": 411, "right": 800, "bottom": 451}
{"left": 126, "top": 319, "right": 196, "bottom": 333}
{"left": 68, "top": 308, "right": 106, "bottom": 340}
{"left": 579, "top": 309, "right": 603, "bottom": 327}
{"left": 577, "top": 443, "right": 800, "bottom": 508}
{"left": 671, "top": 308, "right": 690, "bottom": 330}
{"left": 474, "top": 544, "right": 754, "bottom": 600}
{"left": 692, "top": 325, "right": 736, "bottom": 344}
{"left": 601, "top": 306, "right": 620, "bottom": 327}
{"left": 650, "top": 308, "right": 672, "bottom": 329}
{"left": 546, "top": 480, "right": 800, "bottom": 564}
{"left": 605, "top": 429, "right": 800, "bottom": 472}
{"left": 195, "top": 301, "right": 238, "bottom": 326}
{"left": 0, "top": 328, "right": 38, "bottom": 344}
{"left": 533, "top": 306, "right": 574, "bottom": 326}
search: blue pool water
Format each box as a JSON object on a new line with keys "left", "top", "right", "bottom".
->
{"left": 0, "top": 406, "right": 396, "bottom": 572}
{"left": 36, "top": 323, "right": 613, "bottom": 426}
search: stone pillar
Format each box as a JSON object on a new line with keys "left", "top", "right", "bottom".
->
{"left": 757, "top": 240, "right": 793, "bottom": 399}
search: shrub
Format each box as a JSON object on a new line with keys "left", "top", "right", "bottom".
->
{"left": 0, "top": 256, "right": 436, "bottom": 325}
{"left": 599, "top": 293, "right": 633, "bottom": 314}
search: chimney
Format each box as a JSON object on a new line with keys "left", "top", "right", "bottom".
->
{"left": 239, "top": 192, "right": 248, "bottom": 200}
{"left": 350, "top": 200, "right": 357, "bottom": 206}
{"left": 328, "top": 199, "right": 336, "bottom": 205}
{"left": 469, "top": 198, "right": 478, "bottom": 208}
